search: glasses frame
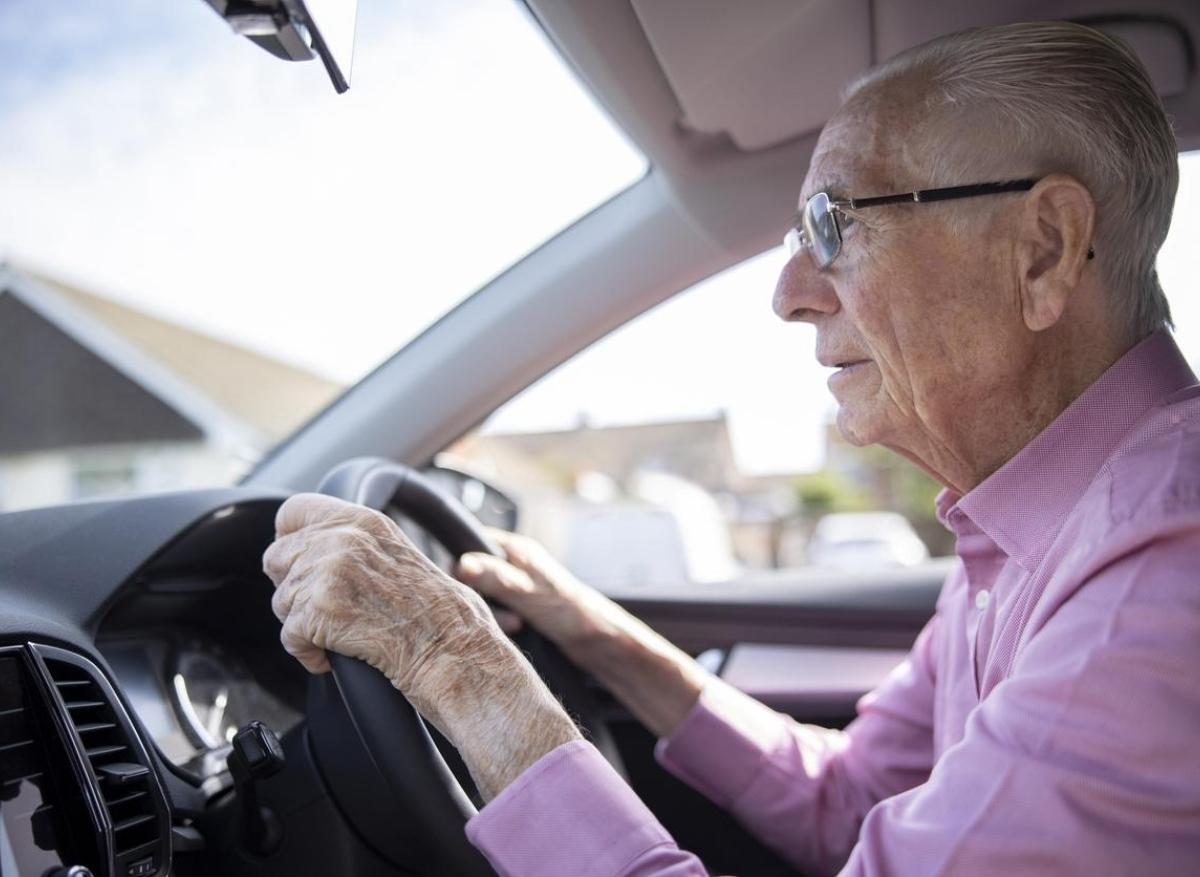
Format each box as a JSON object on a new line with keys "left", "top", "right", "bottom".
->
{"left": 785, "top": 179, "right": 1041, "bottom": 270}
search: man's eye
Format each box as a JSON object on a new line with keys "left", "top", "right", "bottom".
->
{"left": 841, "top": 214, "right": 857, "bottom": 229}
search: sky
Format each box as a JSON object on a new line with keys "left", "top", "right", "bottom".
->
{"left": 0, "top": 0, "right": 645, "bottom": 382}
{"left": 484, "top": 246, "right": 832, "bottom": 474}
{"left": 498, "top": 149, "right": 1200, "bottom": 476}
{"left": 3, "top": 2, "right": 1200, "bottom": 479}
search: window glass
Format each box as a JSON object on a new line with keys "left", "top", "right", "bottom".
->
{"left": 447, "top": 151, "right": 1200, "bottom": 591}
{"left": 446, "top": 246, "right": 946, "bottom": 590}
{"left": 0, "top": 0, "right": 645, "bottom": 512}
{"left": 1158, "top": 151, "right": 1200, "bottom": 358}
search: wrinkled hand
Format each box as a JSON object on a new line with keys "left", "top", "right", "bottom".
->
{"left": 262, "top": 493, "right": 504, "bottom": 716}
{"left": 455, "top": 529, "right": 608, "bottom": 647}
{"left": 263, "top": 494, "right": 582, "bottom": 801}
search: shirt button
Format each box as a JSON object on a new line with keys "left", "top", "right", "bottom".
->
{"left": 975, "top": 589, "right": 991, "bottom": 611}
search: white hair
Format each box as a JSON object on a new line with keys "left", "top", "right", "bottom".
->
{"left": 846, "top": 21, "right": 1178, "bottom": 338}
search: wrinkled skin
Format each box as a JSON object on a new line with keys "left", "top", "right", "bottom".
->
{"left": 263, "top": 74, "right": 1128, "bottom": 806}
{"left": 447, "top": 76, "right": 1125, "bottom": 748}
{"left": 263, "top": 493, "right": 580, "bottom": 799}
{"left": 773, "top": 82, "right": 1115, "bottom": 494}
{"left": 264, "top": 494, "right": 493, "bottom": 702}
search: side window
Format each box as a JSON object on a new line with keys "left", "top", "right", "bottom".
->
{"left": 1159, "top": 151, "right": 1200, "bottom": 360}
{"left": 445, "top": 247, "right": 949, "bottom": 592}
{"left": 447, "top": 148, "right": 1200, "bottom": 594}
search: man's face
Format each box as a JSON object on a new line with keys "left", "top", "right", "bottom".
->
{"left": 774, "top": 97, "right": 1028, "bottom": 471}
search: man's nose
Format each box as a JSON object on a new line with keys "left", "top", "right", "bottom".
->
{"left": 773, "top": 251, "right": 840, "bottom": 323}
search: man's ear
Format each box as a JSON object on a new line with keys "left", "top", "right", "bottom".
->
{"left": 1015, "top": 174, "right": 1096, "bottom": 332}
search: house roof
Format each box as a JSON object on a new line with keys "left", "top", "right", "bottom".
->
{"left": 1, "top": 265, "right": 343, "bottom": 452}
{"left": 459, "top": 413, "right": 743, "bottom": 493}
{"left": 0, "top": 289, "right": 206, "bottom": 455}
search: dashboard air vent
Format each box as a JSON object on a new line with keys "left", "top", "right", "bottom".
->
{"left": 0, "top": 647, "right": 103, "bottom": 873}
{"left": 0, "top": 653, "right": 41, "bottom": 788}
{"left": 42, "top": 650, "right": 170, "bottom": 876}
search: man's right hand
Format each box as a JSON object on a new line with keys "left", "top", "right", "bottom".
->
{"left": 454, "top": 529, "right": 609, "bottom": 650}
{"left": 454, "top": 530, "right": 710, "bottom": 739}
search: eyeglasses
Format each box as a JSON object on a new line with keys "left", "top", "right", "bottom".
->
{"left": 784, "top": 179, "right": 1040, "bottom": 270}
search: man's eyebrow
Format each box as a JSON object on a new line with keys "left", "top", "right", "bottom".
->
{"left": 792, "top": 178, "right": 851, "bottom": 226}
{"left": 800, "top": 177, "right": 850, "bottom": 204}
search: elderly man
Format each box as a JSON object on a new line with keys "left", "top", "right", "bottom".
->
{"left": 262, "top": 20, "right": 1200, "bottom": 876}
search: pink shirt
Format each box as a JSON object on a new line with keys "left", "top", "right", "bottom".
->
{"left": 467, "top": 331, "right": 1200, "bottom": 876}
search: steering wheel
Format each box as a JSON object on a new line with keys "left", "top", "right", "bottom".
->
{"left": 306, "top": 458, "right": 626, "bottom": 876}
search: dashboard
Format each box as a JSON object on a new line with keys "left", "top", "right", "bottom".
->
{"left": 101, "top": 635, "right": 302, "bottom": 787}
{"left": 89, "top": 495, "right": 310, "bottom": 798}
{"left": 0, "top": 487, "right": 429, "bottom": 877}
{"left": 0, "top": 484, "right": 490, "bottom": 877}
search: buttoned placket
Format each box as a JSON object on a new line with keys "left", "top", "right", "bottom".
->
{"left": 948, "top": 507, "right": 1006, "bottom": 697}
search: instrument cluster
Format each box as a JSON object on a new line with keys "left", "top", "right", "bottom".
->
{"left": 102, "top": 634, "right": 302, "bottom": 787}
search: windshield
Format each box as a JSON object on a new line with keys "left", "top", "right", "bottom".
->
{"left": 0, "top": 0, "right": 645, "bottom": 511}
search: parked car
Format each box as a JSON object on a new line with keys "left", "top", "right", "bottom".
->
{"left": 807, "top": 512, "right": 930, "bottom": 569}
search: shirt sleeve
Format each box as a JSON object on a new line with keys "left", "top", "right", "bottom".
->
{"left": 840, "top": 531, "right": 1200, "bottom": 875}
{"left": 655, "top": 616, "right": 942, "bottom": 875}
{"left": 466, "top": 739, "right": 708, "bottom": 877}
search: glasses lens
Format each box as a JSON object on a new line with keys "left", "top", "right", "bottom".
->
{"left": 803, "top": 192, "right": 841, "bottom": 269}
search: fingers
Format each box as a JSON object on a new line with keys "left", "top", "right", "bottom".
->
{"left": 262, "top": 532, "right": 306, "bottom": 584}
{"left": 482, "top": 526, "right": 516, "bottom": 544}
{"left": 482, "top": 528, "right": 550, "bottom": 576}
{"left": 482, "top": 527, "right": 525, "bottom": 557}
{"left": 275, "top": 493, "right": 355, "bottom": 537}
{"left": 265, "top": 531, "right": 308, "bottom": 625}
{"left": 456, "top": 554, "right": 532, "bottom": 634}
{"left": 270, "top": 573, "right": 302, "bottom": 621}
{"left": 280, "top": 616, "right": 331, "bottom": 675}
{"left": 456, "top": 552, "right": 536, "bottom": 599}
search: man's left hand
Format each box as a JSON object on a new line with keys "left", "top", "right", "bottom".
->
{"left": 261, "top": 493, "right": 581, "bottom": 800}
{"left": 262, "top": 493, "right": 501, "bottom": 723}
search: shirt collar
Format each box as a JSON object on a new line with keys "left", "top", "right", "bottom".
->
{"left": 939, "top": 331, "right": 1196, "bottom": 571}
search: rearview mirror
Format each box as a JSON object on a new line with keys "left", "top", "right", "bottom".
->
{"left": 202, "top": 0, "right": 358, "bottom": 93}
{"left": 423, "top": 464, "right": 520, "bottom": 534}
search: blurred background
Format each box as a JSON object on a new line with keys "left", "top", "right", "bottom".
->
{"left": 3, "top": 0, "right": 1198, "bottom": 590}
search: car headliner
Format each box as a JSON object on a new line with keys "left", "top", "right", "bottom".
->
{"left": 245, "top": 0, "right": 1200, "bottom": 492}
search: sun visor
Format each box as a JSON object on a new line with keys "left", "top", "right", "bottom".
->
{"left": 1083, "top": 19, "right": 1191, "bottom": 98}
{"left": 631, "top": 0, "right": 872, "bottom": 151}
{"left": 873, "top": 2, "right": 1193, "bottom": 99}
{"left": 632, "top": 0, "right": 1194, "bottom": 154}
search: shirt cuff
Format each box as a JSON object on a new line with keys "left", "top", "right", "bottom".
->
{"left": 466, "top": 739, "right": 679, "bottom": 877}
{"left": 654, "top": 679, "right": 789, "bottom": 808}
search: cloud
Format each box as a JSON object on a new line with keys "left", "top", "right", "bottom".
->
{"left": 0, "top": 0, "right": 216, "bottom": 112}
{"left": 6, "top": 1, "right": 1194, "bottom": 478}
{"left": 0, "top": 0, "right": 645, "bottom": 386}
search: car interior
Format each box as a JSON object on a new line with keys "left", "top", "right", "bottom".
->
{"left": 2, "top": 1, "right": 1198, "bottom": 875}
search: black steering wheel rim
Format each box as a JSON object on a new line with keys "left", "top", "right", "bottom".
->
{"left": 308, "top": 457, "right": 625, "bottom": 876}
